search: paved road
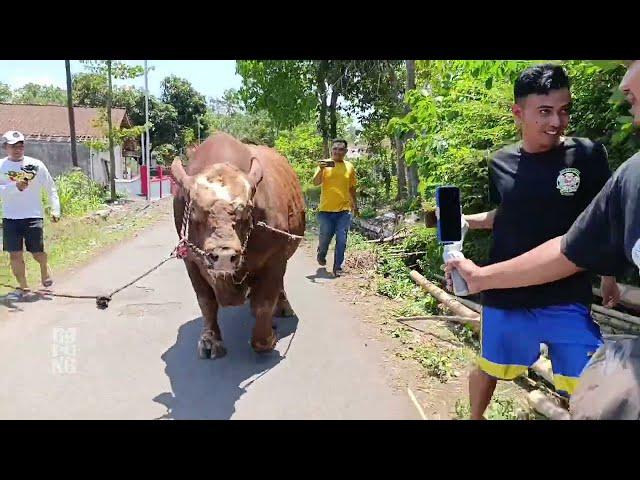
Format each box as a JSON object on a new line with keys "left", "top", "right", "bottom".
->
{"left": 0, "top": 215, "right": 419, "bottom": 419}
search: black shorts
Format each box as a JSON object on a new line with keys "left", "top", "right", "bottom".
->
{"left": 2, "top": 218, "right": 44, "bottom": 253}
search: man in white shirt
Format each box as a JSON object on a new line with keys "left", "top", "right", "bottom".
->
{"left": 0, "top": 131, "right": 60, "bottom": 299}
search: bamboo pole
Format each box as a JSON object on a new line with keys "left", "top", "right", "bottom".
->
{"left": 592, "top": 312, "right": 640, "bottom": 334}
{"left": 592, "top": 304, "right": 640, "bottom": 327}
{"left": 527, "top": 390, "right": 570, "bottom": 420}
{"left": 396, "top": 315, "right": 481, "bottom": 327}
{"left": 409, "top": 270, "right": 480, "bottom": 333}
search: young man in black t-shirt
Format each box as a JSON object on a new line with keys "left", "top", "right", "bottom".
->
{"left": 460, "top": 64, "right": 619, "bottom": 420}
{"left": 447, "top": 60, "right": 640, "bottom": 419}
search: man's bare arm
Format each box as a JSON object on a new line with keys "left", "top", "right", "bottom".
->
{"left": 464, "top": 209, "right": 496, "bottom": 230}
{"left": 312, "top": 167, "right": 324, "bottom": 186}
{"left": 446, "top": 236, "right": 583, "bottom": 294}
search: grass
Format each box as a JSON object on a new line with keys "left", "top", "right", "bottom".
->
{"left": 454, "top": 395, "right": 531, "bottom": 420}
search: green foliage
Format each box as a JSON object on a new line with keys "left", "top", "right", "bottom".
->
{"left": 237, "top": 60, "right": 317, "bottom": 130}
{"left": 274, "top": 121, "right": 324, "bottom": 187}
{"left": 394, "top": 66, "right": 520, "bottom": 214}
{"left": 376, "top": 254, "right": 417, "bottom": 299}
{"left": 353, "top": 153, "right": 394, "bottom": 209}
{"left": 487, "top": 397, "right": 520, "bottom": 420}
{"left": 455, "top": 396, "right": 525, "bottom": 420}
{"left": 12, "top": 83, "right": 66, "bottom": 105}
{"left": 52, "top": 170, "right": 108, "bottom": 216}
{"left": 0, "top": 82, "right": 12, "bottom": 102}
{"left": 208, "top": 108, "right": 278, "bottom": 146}
{"left": 161, "top": 75, "right": 208, "bottom": 150}
{"left": 566, "top": 61, "right": 640, "bottom": 171}
{"left": 153, "top": 144, "right": 178, "bottom": 165}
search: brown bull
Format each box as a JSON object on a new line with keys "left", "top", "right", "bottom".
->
{"left": 171, "top": 133, "right": 306, "bottom": 358}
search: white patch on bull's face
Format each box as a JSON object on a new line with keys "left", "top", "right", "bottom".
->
{"left": 195, "top": 176, "right": 232, "bottom": 202}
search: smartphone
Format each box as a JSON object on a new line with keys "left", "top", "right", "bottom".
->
{"left": 320, "top": 160, "right": 335, "bottom": 168}
{"left": 435, "top": 186, "right": 462, "bottom": 243}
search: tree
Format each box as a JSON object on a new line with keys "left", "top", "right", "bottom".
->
{"left": 12, "top": 83, "right": 66, "bottom": 105}
{"left": 72, "top": 72, "right": 109, "bottom": 106}
{"left": 339, "top": 61, "right": 407, "bottom": 200}
{"left": 106, "top": 60, "right": 116, "bottom": 200}
{"left": 160, "top": 75, "right": 208, "bottom": 150}
{"left": 237, "top": 60, "right": 317, "bottom": 131}
{"left": 404, "top": 60, "right": 419, "bottom": 199}
{"left": 65, "top": 60, "right": 79, "bottom": 168}
{"left": 205, "top": 108, "right": 278, "bottom": 146}
{"left": 73, "top": 67, "right": 190, "bottom": 153}
{"left": 112, "top": 86, "right": 178, "bottom": 149}
{"left": 80, "top": 60, "right": 144, "bottom": 200}
{"left": 0, "top": 82, "right": 12, "bottom": 102}
{"left": 209, "top": 88, "right": 245, "bottom": 116}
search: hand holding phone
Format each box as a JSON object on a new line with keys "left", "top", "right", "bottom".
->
{"left": 319, "top": 160, "right": 335, "bottom": 168}
{"left": 435, "top": 186, "right": 469, "bottom": 296}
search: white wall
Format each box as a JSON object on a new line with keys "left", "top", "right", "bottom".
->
{"left": 90, "top": 146, "right": 124, "bottom": 185}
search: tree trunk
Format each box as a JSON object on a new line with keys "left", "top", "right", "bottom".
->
{"left": 383, "top": 151, "right": 391, "bottom": 198}
{"left": 329, "top": 88, "right": 339, "bottom": 140}
{"left": 106, "top": 60, "right": 116, "bottom": 202}
{"left": 394, "top": 134, "right": 407, "bottom": 201}
{"left": 316, "top": 60, "right": 329, "bottom": 157}
{"left": 65, "top": 60, "right": 79, "bottom": 168}
{"left": 405, "top": 60, "right": 419, "bottom": 199}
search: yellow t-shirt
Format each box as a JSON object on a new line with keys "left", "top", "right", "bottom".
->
{"left": 316, "top": 160, "right": 356, "bottom": 212}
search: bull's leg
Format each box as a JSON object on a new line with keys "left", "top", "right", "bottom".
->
{"left": 184, "top": 260, "right": 227, "bottom": 359}
{"left": 249, "top": 263, "right": 285, "bottom": 353}
{"left": 273, "top": 289, "right": 295, "bottom": 318}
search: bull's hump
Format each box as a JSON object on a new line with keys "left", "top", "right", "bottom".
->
{"left": 193, "top": 133, "right": 253, "bottom": 173}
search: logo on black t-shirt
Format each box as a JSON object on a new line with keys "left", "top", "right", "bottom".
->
{"left": 556, "top": 168, "right": 581, "bottom": 196}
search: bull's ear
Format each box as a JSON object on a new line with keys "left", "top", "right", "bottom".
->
{"left": 171, "top": 157, "right": 194, "bottom": 192}
{"left": 248, "top": 156, "right": 263, "bottom": 190}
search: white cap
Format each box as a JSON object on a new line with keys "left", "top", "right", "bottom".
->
{"left": 2, "top": 131, "right": 25, "bottom": 144}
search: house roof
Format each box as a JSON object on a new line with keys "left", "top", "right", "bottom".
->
{"left": 0, "top": 103, "right": 132, "bottom": 142}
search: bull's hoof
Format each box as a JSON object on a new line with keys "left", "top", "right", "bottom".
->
{"left": 198, "top": 335, "right": 227, "bottom": 359}
{"left": 198, "top": 342, "right": 212, "bottom": 359}
{"left": 251, "top": 331, "right": 278, "bottom": 353}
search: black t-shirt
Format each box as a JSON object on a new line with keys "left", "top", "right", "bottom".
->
{"left": 561, "top": 152, "right": 640, "bottom": 276}
{"left": 483, "top": 137, "right": 612, "bottom": 309}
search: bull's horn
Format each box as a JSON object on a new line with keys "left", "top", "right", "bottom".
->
{"left": 171, "top": 157, "right": 194, "bottom": 191}
{"left": 248, "top": 156, "right": 264, "bottom": 190}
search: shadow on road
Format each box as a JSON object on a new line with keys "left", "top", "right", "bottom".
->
{"left": 305, "top": 267, "right": 335, "bottom": 283}
{"left": 153, "top": 303, "right": 298, "bottom": 419}
{"left": 0, "top": 290, "right": 53, "bottom": 312}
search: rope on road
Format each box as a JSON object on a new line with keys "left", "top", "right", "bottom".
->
{"left": 0, "top": 248, "right": 178, "bottom": 310}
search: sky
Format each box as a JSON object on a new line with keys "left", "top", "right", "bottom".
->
{"left": 0, "top": 60, "right": 243, "bottom": 100}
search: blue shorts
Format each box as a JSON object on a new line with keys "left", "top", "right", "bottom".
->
{"left": 478, "top": 303, "right": 603, "bottom": 396}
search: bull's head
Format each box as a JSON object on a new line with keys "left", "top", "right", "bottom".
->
{"left": 171, "top": 156, "right": 263, "bottom": 275}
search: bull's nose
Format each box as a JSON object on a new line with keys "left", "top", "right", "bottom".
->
{"left": 207, "top": 248, "right": 240, "bottom": 270}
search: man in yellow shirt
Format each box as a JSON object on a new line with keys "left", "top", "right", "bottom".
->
{"left": 312, "top": 138, "right": 358, "bottom": 276}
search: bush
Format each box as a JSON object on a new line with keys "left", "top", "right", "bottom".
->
{"left": 46, "top": 170, "right": 108, "bottom": 217}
